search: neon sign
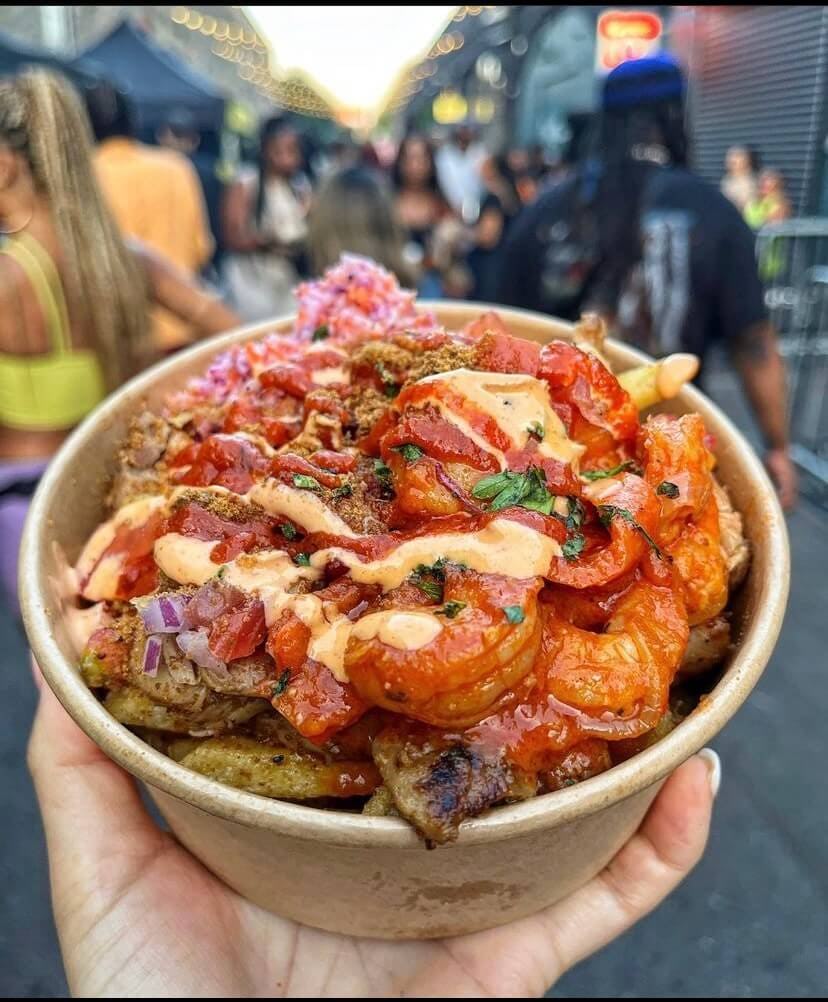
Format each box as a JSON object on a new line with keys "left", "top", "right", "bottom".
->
{"left": 596, "top": 10, "right": 663, "bottom": 73}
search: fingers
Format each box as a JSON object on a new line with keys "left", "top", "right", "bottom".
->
{"left": 545, "top": 752, "right": 716, "bottom": 979}
{"left": 28, "top": 660, "right": 165, "bottom": 909}
{"left": 459, "top": 752, "right": 717, "bottom": 996}
{"left": 765, "top": 449, "right": 798, "bottom": 511}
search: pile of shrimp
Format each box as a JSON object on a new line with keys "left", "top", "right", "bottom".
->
{"left": 346, "top": 329, "right": 730, "bottom": 775}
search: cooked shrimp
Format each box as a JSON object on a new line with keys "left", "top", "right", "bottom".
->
{"left": 468, "top": 575, "right": 688, "bottom": 772}
{"left": 550, "top": 472, "right": 661, "bottom": 589}
{"left": 639, "top": 412, "right": 714, "bottom": 541}
{"left": 668, "top": 494, "right": 729, "bottom": 624}
{"left": 346, "top": 567, "right": 543, "bottom": 728}
{"left": 638, "top": 413, "right": 729, "bottom": 621}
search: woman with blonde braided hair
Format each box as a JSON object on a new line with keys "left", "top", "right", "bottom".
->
{"left": 0, "top": 69, "right": 239, "bottom": 611}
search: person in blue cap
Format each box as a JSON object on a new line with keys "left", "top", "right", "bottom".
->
{"left": 498, "top": 54, "right": 797, "bottom": 510}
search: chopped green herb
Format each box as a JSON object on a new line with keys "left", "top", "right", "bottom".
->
{"left": 436, "top": 600, "right": 467, "bottom": 619}
{"left": 581, "top": 460, "right": 637, "bottom": 481}
{"left": 598, "top": 505, "right": 665, "bottom": 558}
{"left": 374, "top": 459, "right": 392, "bottom": 480}
{"left": 392, "top": 443, "right": 425, "bottom": 464}
{"left": 332, "top": 482, "right": 353, "bottom": 500}
{"left": 373, "top": 459, "right": 395, "bottom": 499}
{"left": 292, "top": 552, "right": 311, "bottom": 566}
{"left": 502, "top": 605, "right": 525, "bottom": 624}
{"left": 472, "top": 466, "right": 554, "bottom": 515}
{"left": 280, "top": 523, "right": 298, "bottom": 541}
{"left": 434, "top": 556, "right": 468, "bottom": 572}
{"left": 293, "top": 473, "right": 322, "bottom": 491}
{"left": 375, "top": 362, "right": 400, "bottom": 398}
{"left": 527, "top": 421, "right": 545, "bottom": 441}
{"left": 311, "top": 325, "right": 329, "bottom": 342}
{"left": 271, "top": 669, "right": 291, "bottom": 698}
{"left": 657, "top": 481, "right": 680, "bottom": 499}
{"left": 561, "top": 533, "right": 586, "bottom": 561}
{"left": 215, "top": 564, "right": 228, "bottom": 578}
{"left": 565, "top": 496, "right": 586, "bottom": 531}
{"left": 409, "top": 562, "right": 444, "bottom": 601}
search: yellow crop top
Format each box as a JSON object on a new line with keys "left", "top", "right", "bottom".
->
{"left": 0, "top": 231, "right": 105, "bottom": 430}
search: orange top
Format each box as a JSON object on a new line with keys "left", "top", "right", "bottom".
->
{"left": 95, "top": 138, "right": 213, "bottom": 351}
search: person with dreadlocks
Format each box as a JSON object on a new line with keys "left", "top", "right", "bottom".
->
{"left": 221, "top": 116, "right": 309, "bottom": 321}
{"left": 0, "top": 69, "right": 239, "bottom": 611}
{"left": 498, "top": 54, "right": 796, "bottom": 510}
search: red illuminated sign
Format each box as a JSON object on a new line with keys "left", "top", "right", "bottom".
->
{"left": 596, "top": 10, "right": 663, "bottom": 73}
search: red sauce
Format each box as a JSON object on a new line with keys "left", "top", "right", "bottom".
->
{"left": 208, "top": 597, "right": 267, "bottom": 661}
{"left": 167, "top": 501, "right": 283, "bottom": 563}
{"left": 82, "top": 508, "right": 167, "bottom": 600}
{"left": 475, "top": 328, "right": 541, "bottom": 376}
{"left": 172, "top": 435, "right": 271, "bottom": 494}
{"left": 259, "top": 363, "right": 313, "bottom": 398}
{"left": 269, "top": 453, "right": 342, "bottom": 489}
{"left": 538, "top": 340, "right": 638, "bottom": 442}
{"left": 382, "top": 405, "right": 500, "bottom": 472}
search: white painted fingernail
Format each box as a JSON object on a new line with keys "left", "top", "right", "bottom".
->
{"left": 698, "top": 748, "right": 721, "bottom": 798}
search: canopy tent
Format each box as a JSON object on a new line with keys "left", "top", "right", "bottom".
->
{"left": 75, "top": 20, "right": 225, "bottom": 134}
{"left": 0, "top": 28, "right": 97, "bottom": 87}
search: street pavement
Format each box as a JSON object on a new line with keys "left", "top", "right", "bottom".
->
{"left": 1, "top": 364, "right": 826, "bottom": 998}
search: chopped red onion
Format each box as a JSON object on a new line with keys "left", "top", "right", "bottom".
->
{"left": 176, "top": 629, "right": 227, "bottom": 674}
{"left": 142, "top": 635, "right": 163, "bottom": 676}
{"left": 138, "top": 594, "right": 189, "bottom": 633}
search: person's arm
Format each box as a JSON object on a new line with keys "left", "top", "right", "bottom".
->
{"left": 180, "top": 160, "right": 214, "bottom": 270}
{"left": 473, "top": 203, "right": 505, "bottom": 250}
{"left": 131, "top": 242, "right": 239, "bottom": 340}
{"left": 221, "top": 178, "right": 270, "bottom": 254}
{"left": 719, "top": 210, "right": 797, "bottom": 509}
{"left": 729, "top": 321, "right": 797, "bottom": 508}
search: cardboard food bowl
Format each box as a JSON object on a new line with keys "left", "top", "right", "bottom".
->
{"left": 20, "top": 304, "right": 789, "bottom": 939}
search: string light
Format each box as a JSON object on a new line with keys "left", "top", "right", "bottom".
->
{"left": 168, "top": 6, "right": 333, "bottom": 119}
{"left": 386, "top": 6, "right": 497, "bottom": 119}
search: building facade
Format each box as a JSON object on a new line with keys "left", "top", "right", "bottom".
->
{"left": 0, "top": 6, "right": 333, "bottom": 125}
{"left": 396, "top": 5, "right": 828, "bottom": 215}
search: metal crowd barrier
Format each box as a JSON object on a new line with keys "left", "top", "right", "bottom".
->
{"left": 756, "top": 220, "right": 828, "bottom": 507}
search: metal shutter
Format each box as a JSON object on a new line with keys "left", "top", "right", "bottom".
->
{"left": 691, "top": 6, "right": 828, "bottom": 214}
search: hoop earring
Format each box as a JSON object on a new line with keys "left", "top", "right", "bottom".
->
{"left": 0, "top": 208, "right": 33, "bottom": 235}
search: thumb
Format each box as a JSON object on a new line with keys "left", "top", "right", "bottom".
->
{"left": 441, "top": 752, "right": 717, "bottom": 997}
{"left": 28, "top": 659, "right": 166, "bottom": 912}
{"left": 539, "top": 752, "right": 717, "bottom": 977}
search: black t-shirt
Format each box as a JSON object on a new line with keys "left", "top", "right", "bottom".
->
{"left": 497, "top": 167, "right": 767, "bottom": 361}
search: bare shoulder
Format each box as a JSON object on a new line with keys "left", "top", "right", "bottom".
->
{"left": 0, "top": 248, "right": 24, "bottom": 298}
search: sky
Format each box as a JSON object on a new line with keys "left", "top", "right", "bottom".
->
{"left": 246, "top": 6, "right": 456, "bottom": 116}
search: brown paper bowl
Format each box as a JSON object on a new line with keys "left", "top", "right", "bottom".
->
{"left": 20, "top": 304, "right": 789, "bottom": 939}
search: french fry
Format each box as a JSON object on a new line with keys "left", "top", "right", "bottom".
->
{"left": 105, "top": 687, "right": 201, "bottom": 733}
{"left": 362, "top": 785, "right": 398, "bottom": 817}
{"left": 104, "top": 686, "right": 266, "bottom": 735}
{"left": 618, "top": 353, "right": 699, "bottom": 410}
{"left": 179, "top": 736, "right": 381, "bottom": 800}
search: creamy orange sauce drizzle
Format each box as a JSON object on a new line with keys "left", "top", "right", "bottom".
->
{"left": 312, "top": 518, "right": 561, "bottom": 592}
{"left": 77, "top": 373, "right": 579, "bottom": 680}
{"left": 351, "top": 610, "right": 443, "bottom": 650}
{"left": 311, "top": 366, "right": 349, "bottom": 386}
{"left": 77, "top": 495, "right": 166, "bottom": 601}
{"left": 415, "top": 368, "right": 584, "bottom": 470}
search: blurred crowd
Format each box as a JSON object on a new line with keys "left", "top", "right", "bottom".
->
{"left": 0, "top": 54, "right": 798, "bottom": 613}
